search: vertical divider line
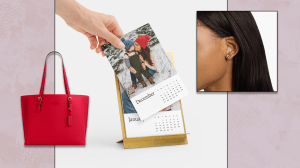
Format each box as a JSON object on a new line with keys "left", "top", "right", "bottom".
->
{"left": 196, "top": 11, "right": 197, "bottom": 92}
{"left": 227, "top": 0, "right": 228, "bottom": 11}
{"left": 227, "top": 92, "right": 228, "bottom": 168}
{"left": 227, "top": 1, "right": 229, "bottom": 166}
{"left": 54, "top": 0, "right": 56, "bottom": 167}
{"left": 227, "top": 1, "right": 230, "bottom": 165}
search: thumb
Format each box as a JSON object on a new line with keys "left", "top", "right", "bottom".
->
{"left": 101, "top": 29, "right": 125, "bottom": 49}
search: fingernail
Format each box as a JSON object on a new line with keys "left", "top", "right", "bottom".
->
{"left": 118, "top": 42, "right": 125, "bottom": 49}
{"left": 91, "top": 45, "right": 96, "bottom": 49}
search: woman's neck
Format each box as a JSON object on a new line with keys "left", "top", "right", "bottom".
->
{"left": 204, "top": 65, "right": 233, "bottom": 92}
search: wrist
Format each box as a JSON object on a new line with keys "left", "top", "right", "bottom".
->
{"left": 57, "top": 0, "right": 88, "bottom": 26}
{"left": 75, "top": 5, "right": 90, "bottom": 27}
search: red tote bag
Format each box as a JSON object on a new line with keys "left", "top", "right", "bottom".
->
{"left": 21, "top": 51, "right": 89, "bottom": 145}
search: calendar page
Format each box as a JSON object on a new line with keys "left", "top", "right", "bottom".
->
{"left": 102, "top": 23, "right": 188, "bottom": 120}
{"left": 119, "top": 83, "right": 185, "bottom": 138}
{"left": 119, "top": 53, "right": 185, "bottom": 138}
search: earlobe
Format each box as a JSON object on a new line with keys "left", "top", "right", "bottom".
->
{"left": 225, "top": 36, "right": 239, "bottom": 59}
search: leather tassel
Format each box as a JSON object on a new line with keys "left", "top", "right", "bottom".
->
{"left": 67, "top": 115, "right": 73, "bottom": 126}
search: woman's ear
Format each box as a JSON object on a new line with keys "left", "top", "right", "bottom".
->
{"left": 225, "top": 36, "right": 239, "bottom": 59}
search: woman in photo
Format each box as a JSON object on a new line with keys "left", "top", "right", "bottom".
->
{"left": 196, "top": 11, "right": 274, "bottom": 92}
{"left": 130, "top": 36, "right": 157, "bottom": 87}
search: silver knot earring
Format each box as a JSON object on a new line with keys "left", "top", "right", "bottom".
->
{"left": 226, "top": 55, "right": 230, "bottom": 59}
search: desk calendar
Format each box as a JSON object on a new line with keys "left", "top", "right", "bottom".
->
{"left": 124, "top": 110, "right": 185, "bottom": 138}
{"left": 115, "top": 53, "right": 188, "bottom": 149}
{"left": 102, "top": 23, "right": 188, "bottom": 120}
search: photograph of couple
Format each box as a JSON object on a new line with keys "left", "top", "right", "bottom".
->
{"left": 121, "top": 36, "right": 156, "bottom": 89}
{"left": 104, "top": 24, "right": 177, "bottom": 99}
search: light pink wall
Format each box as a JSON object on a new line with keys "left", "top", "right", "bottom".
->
{"left": 228, "top": 0, "right": 300, "bottom": 167}
{"left": 0, "top": 0, "right": 54, "bottom": 167}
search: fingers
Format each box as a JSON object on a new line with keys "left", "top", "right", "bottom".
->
{"left": 100, "top": 29, "right": 125, "bottom": 49}
{"left": 83, "top": 14, "right": 125, "bottom": 54}
{"left": 105, "top": 15, "right": 124, "bottom": 37}
{"left": 95, "top": 37, "right": 102, "bottom": 54}
{"left": 83, "top": 32, "right": 105, "bottom": 56}
{"left": 83, "top": 32, "right": 98, "bottom": 50}
{"left": 112, "top": 25, "right": 124, "bottom": 37}
{"left": 96, "top": 36, "right": 106, "bottom": 56}
{"left": 110, "top": 17, "right": 124, "bottom": 37}
{"left": 98, "top": 36, "right": 107, "bottom": 48}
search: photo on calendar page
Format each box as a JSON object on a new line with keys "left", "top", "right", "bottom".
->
{"left": 102, "top": 23, "right": 188, "bottom": 120}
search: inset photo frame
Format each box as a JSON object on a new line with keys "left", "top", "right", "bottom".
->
{"left": 196, "top": 11, "right": 278, "bottom": 92}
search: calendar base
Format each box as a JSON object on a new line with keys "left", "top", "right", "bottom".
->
{"left": 116, "top": 133, "right": 189, "bottom": 149}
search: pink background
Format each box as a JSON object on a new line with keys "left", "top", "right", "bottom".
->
{"left": 0, "top": 0, "right": 299, "bottom": 168}
{"left": 0, "top": 0, "right": 54, "bottom": 167}
{"left": 228, "top": 0, "right": 300, "bottom": 167}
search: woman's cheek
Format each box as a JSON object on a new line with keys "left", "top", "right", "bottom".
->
{"left": 197, "top": 46, "right": 211, "bottom": 88}
{"left": 198, "top": 42, "right": 223, "bottom": 86}
{"left": 198, "top": 42, "right": 215, "bottom": 63}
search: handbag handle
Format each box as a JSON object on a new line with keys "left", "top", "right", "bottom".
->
{"left": 37, "top": 51, "right": 72, "bottom": 113}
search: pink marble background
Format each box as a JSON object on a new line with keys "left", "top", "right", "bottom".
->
{"left": 0, "top": 0, "right": 54, "bottom": 167}
{"left": 1, "top": 0, "right": 299, "bottom": 167}
{"left": 228, "top": 0, "right": 300, "bottom": 167}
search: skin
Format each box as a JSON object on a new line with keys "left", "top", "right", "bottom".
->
{"left": 134, "top": 42, "right": 142, "bottom": 52}
{"left": 56, "top": 0, "right": 125, "bottom": 56}
{"left": 128, "top": 45, "right": 135, "bottom": 52}
{"left": 196, "top": 20, "right": 239, "bottom": 91}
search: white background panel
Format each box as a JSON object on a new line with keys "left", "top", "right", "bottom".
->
{"left": 55, "top": 0, "right": 227, "bottom": 167}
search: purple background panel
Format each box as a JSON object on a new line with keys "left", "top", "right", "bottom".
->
{"left": 0, "top": 0, "right": 54, "bottom": 168}
{"left": 229, "top": 0, "right": 300, "bottom": 168}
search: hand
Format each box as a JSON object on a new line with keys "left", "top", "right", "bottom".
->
{"left": 139, "top": 55, "right": 145, "bottom": 62}
{"left": 142, "top": 63, "right": 146, "bottom": 70}
{"left": 56, "top": 0, "right": 125, "bottom": 56}
{"left": 129, "top": 67, "right": 137, "bottom": 74}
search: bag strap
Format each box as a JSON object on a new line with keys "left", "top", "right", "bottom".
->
{"left": 37, "top": 51, "right": 72, "bottom": 115}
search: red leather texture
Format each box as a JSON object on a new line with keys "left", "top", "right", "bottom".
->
{"left": 21, "top": 51, "right": 89, "bottom": 145}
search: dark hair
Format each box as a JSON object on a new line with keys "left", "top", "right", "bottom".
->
{"left": 197, "top": 11, "right": 274, "bottom": 91}
{"left": 140, "top": 46, "right": 154, "bottom": 66}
